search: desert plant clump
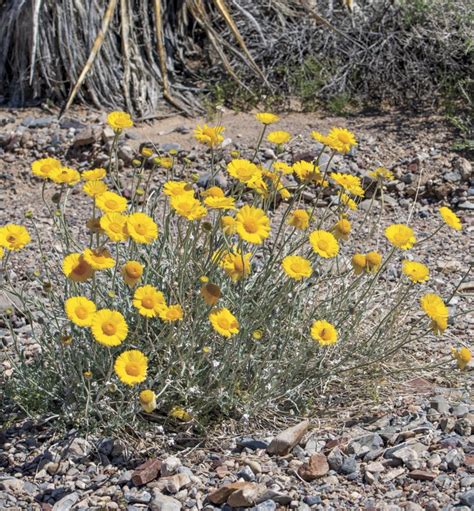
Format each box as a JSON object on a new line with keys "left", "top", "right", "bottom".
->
{"left": 0, "top": 112, "right": 469, "bottom": 430}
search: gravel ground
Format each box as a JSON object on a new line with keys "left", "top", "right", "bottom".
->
{"left": 0, "top": 106, "right": 473, "bottom": 510}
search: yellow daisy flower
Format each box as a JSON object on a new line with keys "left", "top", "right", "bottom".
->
{"left": 273, "top": 161, "right": 293, "bottom": 175}
{"left": 127, "top": 212, "right": 158, "bottom": 244}
{"left": 193, "top": 124, "right": 224, "bottom": 147}
{"left": 402, "top": 260, "right": 429, "bottom": 283}
{"left": 311, "top": 320, "right": 338, "bottom": 346}
{"left": 204, "top": 196, "right": 236, "bottom": 210}
{"left": 221, "top": 215, "right": 237, "bottom": 235}
{"left": 170, "top": 195, "right": 207, "bottom": 221}
{"left": 351, "top": 253, "right": 366, "bottom": 274}
{"left": 114, "top": 349, "right": 147, "bottom": 386}
{"left": 365, "top": 251, "right": 382, "bottom": 273}
{"left": 340, "top": 193, "right": 357, "bottom": 211}
{"left": 420, "top": 293, "right": 448, "bottom": 334}
{"left": 227, "top": 159, "right": 261, "bottom": 184}
{"left": 65, "top": 296, "right": 97, "bottom": 327}
{"left": 451, "top": 346, "right": 471, "bottom": 370}
{"left": 439, "top": 206, "right": 462, "bottom": 231}
{"left": 330, "top": 173, "right": 364, "bottom": 197}
{"left": 368, "top": 167, "right": 394, "bottom": 181}
{"left": 100, "top": 213, "right": 129, "bottom": 242}
{"left": 293, "top": 160, "right": 320, "bottom": 182}
{"left": 0, "top": 224, "right": 31, "bottom": 251}
{"left": 256, "top": 112, "right": 279, "bottom": 125}
{"left": 121, "top": 260, "right": 143, "bottom": 287}
{"left": 62, "top": 253, "right": 94, "bottom": 282}
{"left": 50, "top": 167, "right": 81, "bottom": 185}
{"left": 31, "top": 158, "right": 61, "bottom": 179}
{"left": 83, "top": 248, "right": 115, "bottom": 270}
{"left": 282, "top": 255, "right": 313, "bottom": 281}
{"left": 201, "top": 186, "right": 225, "bottom": 198}
{"left": 107, "top": 111, "right": 133, "bottom": 130}
{"left": 158, "top": 304, "right": 184, "bottom": 322}
{"left": 327, "top": 127, "right": 357, "bottom": 154}
{"left": 163, "top": 181, "right": 194, "bottom": 198}
{"left": 217, "top": 248, "right": 252, "bottom": 282}
{"left": 96, "top": 191, "right": 128, "bottom": 213}
{"left": 200, "top": 282, "right": 222, "bottom": 306}
{"left": 235, "top": 205, "right": 270, "bottom": 244}
{"left": 91, "top": 309, "right": 128, "bottom": 346}
{"left": 139, "top": 390, "right": 157, "bottom": 413}
{"left": 332, "top": 218, "right": 351, "bottom": 241}
{"left": 267, "top": 131, "right": 291, "bottom": 145}
{"left": 385, "top": 224, "right": 416, "bottom": 250}
{"left": 309, "top": 230, "right": 339, "bottom": 258}
{"left": 83, "top": 180, "right": 108, "bottom": 198}
{"left": 82, "top": 168, "right": 107, "bottom": 181}
{"left": 133, "top": 285, "right": 166, "bottom": 318}
{"left": 288, "top": 209, "right": 309, "bottom": 230}
{"left": 209, "top": 308, "right": 239, "bottom": 338}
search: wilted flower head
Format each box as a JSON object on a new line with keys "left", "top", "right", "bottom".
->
{"left": 439, "top": 206, "right": 462, "bottom": 231}
{"left": 194, "top": 124, "right": 224, "bottom": 147}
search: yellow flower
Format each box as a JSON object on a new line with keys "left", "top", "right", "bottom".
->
{"left": 156, "top": 156, "right": 173, "bottom": 169}
{"left": 330, "top": 173, "right": 364, "bottom": 197}
{"left": 368, "top": 167, "right": 394, "bottom": 181}
{"left": 163, "top": 181, "right": 194, "bottom": 198}
{"left": 121, "top": 260, "right": 144, "bottom": 287}
{"left": 83, "top": 370, "right": 92, "bottom": 379}
{"left": 170, "top": 195, "right": 207, "bottom": 221}
{"left": 332, "top": 218, "right": 351, "bottom": 241}
{"left": 204, "top": 196, "right": 236, "bottom": 210}
{"left": 96, "top": 191, "right": 128, "bottom": 213}
{"left": 227, "top": 159, "right": 260, "bottom": 184}
{"left": 311, "top": 130, "right": 335, "bottom": 147}
{"left": 62, "top": 253, "right": 94, "bottom": 282}
{"left": 92, "top": 309, "right": 128, "bottom": 346}
{"left": 199, "top": 275, "right": 209, "bottom": 283}
{"left": 288, "top": 209, "right": 310, "bottom": 230}
{"left": 439, "top": 206, "right": 462, "bottom": 231}
{"left": 365, "top": 251, "right": 382, "bottom": 273}
{"left": 340, "top": 193, "right": 357, "bottom": 211}
{"left": 402, "top": 260, "right": 429, "bottom": 283}
{"left": 0, "top": 224, "right": 31, "bottom": 251}
{"left": 252, "top": 330, "right": 263, "bottom": 340}
{"left": 194, "top": 124, "right": 224, "bottom": 147}
{"left": 309, "top": 230, "right": 339, "bottom": 258}
{"left": 133, "top": 285, "right": 166, "bottom": 318}
{"left": 247, "top": 174, "right": 268, "bottom": 196}
{"left": 311, "top": 320, "right": 338, "bottom": 346}
{"left": 107, "top": 111, "right": 133, "bottom": 130}
{"left": 139, "top": 390, "right": 157, "bottom": 413}
{"left": 31, "top": 158, "right": 61, "bottom": 179}
{"left": 82, "top": 168, "right": 107, "bottom": 181}
{"left": 0, "top": 247, "right": 3, "bottom": 260}
{"left": 256, "top": 112, "right": 279, "bottom": 125}
{"left": 420, "top": 293, "right": 448, "bottom": 334}
{"left": 327, "top": 127, "right": 357, "bottom": 154}
{"left": 352, "top": 253, "right": 366, "bottom": 274}
{"left": 221, "top": 215, "right": 237, "bottom": 235}
{"left": 273, "top": 161, "right": 293, "bottom": 175}
{"left": 114, "top": 349, "right": 147, "bottom": 386}
{"left": 282, "top": 255, "right": 313, "bottom": 280}
{"left": 169, "top": 406, "right": 192, "bottom": 422}
{"left": 217, "top": 248, "right": 252, "bottom": 282}
{"left": 100, "top": 213, "right": 129, "bottom": 242}
{"left": 293, "top": 160, "right": 320, "bottom": 182}
{"left": 385, "top": 224, "right": 416, "bottom": 250}
{"left": 65, "top": 296, "right": 97, "bottom": 327}
{"left": 200, "top": 283, "right": 222, "bottom": 306}
{"left": 209, "top": 308, "right": 239, "bottom": 337}
{"left": 235, "top": 205, "right": 271, "bottom": 244}
{"left": 83, "top": 180, "right": 108, "bottom": 198}
{"left": 127, "top": 213, "right": 158, "bottom": 244}
{"left": 158, "top": 304, "right": 184, "bottom": 322}
{"left": 267, "top": 131, "right": 291, "bottom": 145}
{"left": 50, "top": 167, "right": 81, "bottom": 185}
{"left": 451, "top": 346, "right": 471, "bottom": 370}
{"left": 83, "top": 248, "right": 115, "bottom": 270}
{"left": 201, "top": 186, "right": 225, "bottom": 198}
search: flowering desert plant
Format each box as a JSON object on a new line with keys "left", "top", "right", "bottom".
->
{"left": 0, "top": 111, "right": 470, "bottom": 430}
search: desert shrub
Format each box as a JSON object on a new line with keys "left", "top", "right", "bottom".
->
{"left": 0, "top": 113, "right": 470, "bottom": 431}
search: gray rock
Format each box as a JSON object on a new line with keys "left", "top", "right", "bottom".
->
{"left": 237, "top": 465, "right": 256, "bottom": 482}
{"left": 430, "top": 396, "right": 450, "bottom": 414}
{"left": 455, "top": 417, "right": 472, "bottom": 436}
{"left": 452, "top": 403, "right": 470, "bottom": 418}
{"left": 250, "top": 500, "right": 276, "bottom": 511}
{"left": 458, "top": 201, "right": 474, "bottom": 210}
{"left": 151, "top": 491, "right": 182, "bottom": 511}
{"left": 124, "top": 489, "right": 152, "bottom": 504}
{"left": 0, "top": 478, "right": 24, "bottom": 492}
{"left": 340, "top": 455, "right": 357, "bottom": 475}
{"left": 22, "top": 116, "right": 55, "bottom": 128}
{"left": 63, "top": 437, "right": 92, "bottom": 459}
{"left": 444, "top": 171, "right": 461, "bottom": 183}
{"left": 161, "top": 143, "right": 182, "bottom": 152}
{"left": 327, "top": 447, "right": 344, "bottom": 472}
{"left": 347, "top": 433, "right": 384, "bottom": 458}
{"left": 161, "top": 456, "right": 181, "bottom": 476}
{"left": 237, "top": 438, "right": 268, "bottom": 451}
{"left": 52, "top": 492, "right": 80, "bottom": 511}
{"left": 196, "top": 172, "right": 228, "bottom": 190}
{"left": 392, "top": 446, "right": 418, "bottom": 465}
{"left": 303, "top": 496, "right": 322, "bottom": 506}
{"left": 445, "top": 449, "right": 464, "bottom": 470}
{"left": 266, "top": 420, "right": 310, "bottom": 456}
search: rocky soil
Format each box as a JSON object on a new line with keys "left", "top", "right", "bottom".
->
{"left": 0, "top": 106, "right": 473, "bottom": 510}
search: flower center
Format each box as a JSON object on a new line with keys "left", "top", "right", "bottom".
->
{"left": 234, "top": 258, "right": 245, "bottom": 272}
{"left": 318, "top": 239, "right": 329, "bottom": 251}
{"left": 243, "top": 218, "right": 258, "bottom": 233}
{"left": 75, "top": 306, "right": 88, "bottom": 319}
{"left": 105, "top": 199, "right": 118, "bottom": 209}
{"left": 102, "top": 322, "right": 117, "bottom": 335}
{"left": 125, "top": 363, "right": 140, "bottom": 376}
{"left": 320, "top": 328, "right": 331, "bottom": 340}
{"left": 7, "top": 235, "right": 16, "bottom": 243}
{"left": 73, "top": 261, "right": 89, "bottom": 275}
{"left": 135, "top": 224, "right": 146, "bottom": 235}
{"left": 291, "top": 262, "right": 302, "bottom": 273}
{"left": 217, "top": 318, "right": 230, "bottom": 330}
{"left": 126, "top": 267, "right": 140, "bottom": 278}
{"left": 142, "top": 297, "right": 155, "bottom": 309}
{"left": 110, "top": 222, "right": 122, "bottom": 233}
